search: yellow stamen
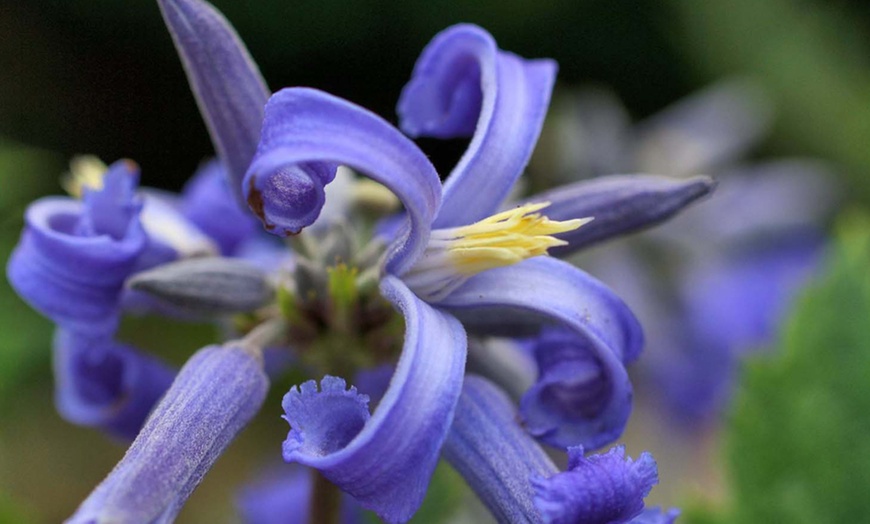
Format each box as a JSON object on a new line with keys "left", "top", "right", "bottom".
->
{"left": 62, "top": 155, "right": 108, "bottom": 197}
{"left": 443, "top": 202, "right": 591, "bottom": 275}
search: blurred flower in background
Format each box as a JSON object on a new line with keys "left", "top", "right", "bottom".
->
{"left": 529, "top": 81, "right": 841, "bottom": 507}
{"left": 534, "top": 81, "right": 838, "bottom": 427}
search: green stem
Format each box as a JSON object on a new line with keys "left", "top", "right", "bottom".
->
{"left": 309, "top": 470, "right": 342, "bottom": 524}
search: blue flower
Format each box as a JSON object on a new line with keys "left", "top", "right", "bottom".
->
{"left": 3, "top": 0, "right": 716, "bottom": 522}
{"left": 240, "top": 22, "right": 708, "bottom": 521}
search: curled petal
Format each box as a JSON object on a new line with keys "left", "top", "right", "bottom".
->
{"left": 521, "top": 328, "right": 627, "bottom": 450}
{"left": 532, "top": 446, "right": 659, "bottom": 524}
{"left": 281, "top": 276, "right": 466, "bottom": 522}
{"left": 247, "top": 88, "right": 441, "bottom": 274}
{"left": 53, "top": 330, "right": 175, "bottom": 441}
{"left": 158, "top": 0, "right": 270, "bottom": 207}
{"left": 68, "top": 344, "right": 268, "bottom": 523}
{"left": 522, "top": 174, "right": 715, "bottom": 256}
{"left": 181, "top": 160, "right": 259, "bottom": 255}
{"left": 7, "top": 196, "right": 145, "bottom": 335}
{"left": 438, "top": 257, "right": 640, "bottom": 449}
{"left": 397, "top": 24, "right": 557, "bottom": 228}
{"left": 443, "top": 375, "right": 558, "bottom": 524}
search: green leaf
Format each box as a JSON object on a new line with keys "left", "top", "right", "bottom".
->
{"left": 698, "top": 214, "right": 870, "bottom": 523}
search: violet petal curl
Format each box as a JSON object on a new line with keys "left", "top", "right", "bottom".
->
{"left": 442, "top": 375, "right": 558, "bottom": 524}
{"left": 521, "top": 328, "right": 623, "bottom": 450}
{"left": 53, "top": 330, "right": 176, "bottom": 441}
{"left": 438, "top": 257, "right": 640, "bottom": 450}
{"left": 157, "top": 0, "right": 270, "bottom": 208}
{"left": 532, "top": 446, "right": 659, "bottom": 524}
{"left": 281, "top": 275, "right": 466, "bottom": 523}
{"left": 521, "top": 174, "right": 715, "bottom": 256}
{"left": 67, "top": 344, "right": 268, "bottom": 524}
{"left": 7, "top": 165, "right": 145, "bottom": 335}
{"left": 397, "top": 24, "right": 556, "bottom": 229}
{"left": 246, "top": 88, "right": 441, "bottom": 274}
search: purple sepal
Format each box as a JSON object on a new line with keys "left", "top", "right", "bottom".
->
{"left": 236, "top": 464, "right": 366, "bottom": 524}
{"left": 520, "top": 328, "right": 631, "bottom": 450}
{"left": 397, "top": 24, "right": 556, "bottom": 228}
{"left": 443, "top": 375, "right": 558, "bottom": 524}
{"left": 439, "top": 257, "right": 640, "bottom": 450}
{"left": 182, "top": 159, "right": 259, "bottom": 255}
{"left": 157, "top": 0, "right": 270, "bottom": 208}
{"left": 7, "top": 162, "right": 145, "bottom": 335}
{"left": 53, "top": 330, "right": 175, "bottom": 441}
{"left": 247, "top": 89, "right": 440, "bottom": 275}
{"left": 281, "top": 276, "right": 466, "bottom": 523}
{"left": 67, "top": 343, "right": 268, "bottom": 524}
{"left": 522, "top": 174, "right": 715, "bottom": 256}
{"left": 532, "top": 446, "right": 659, "bottom": 524}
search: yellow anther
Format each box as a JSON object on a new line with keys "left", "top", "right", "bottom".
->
{"left": 62, "top": 155, "right": 108, "bottom": 197}
{"left": 442, "top": 202, "right": 591, "bottom": 275}
{"left": 402, "top": 203, "right": 591, "bottom": 302}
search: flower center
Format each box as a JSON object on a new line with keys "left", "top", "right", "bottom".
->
{"left": 403, "top": 202, "right": 590, "bottom": 301}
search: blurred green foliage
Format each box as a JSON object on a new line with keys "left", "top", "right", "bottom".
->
{"left": 672, "top": 0, "right": 870, "bottom": 202}
{"left": 0, "top": 141, "right": 60, "bottom": 404}
{"left": 685, "top": 215, "right": 870, "bottom": 524}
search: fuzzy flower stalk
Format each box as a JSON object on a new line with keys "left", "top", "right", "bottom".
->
{"left": 4, "top": 0, "right": 714, "bottom": 522}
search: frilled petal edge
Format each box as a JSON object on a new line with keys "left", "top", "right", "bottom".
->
{"left": 281, "top": 275, "right": 466, "bottom": 523}
{"left": 397, "top": 24, "right": 557, "bottom": 228}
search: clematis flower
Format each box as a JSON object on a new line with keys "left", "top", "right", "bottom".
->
{"left": 4, "top": 0, "right": 715, "bottom": 522}
{"left": 239, "top": 22, "right": 708, "bottom": 521}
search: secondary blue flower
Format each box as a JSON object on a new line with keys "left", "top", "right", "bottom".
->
{"left": 443, "top": 375, "right": 670, "bottom": 524}
{"left": 7, "top": 160, "right": 146, "bottom": 335}
{"left": 68, "top": 343, "right": 268, "bottom": 523}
